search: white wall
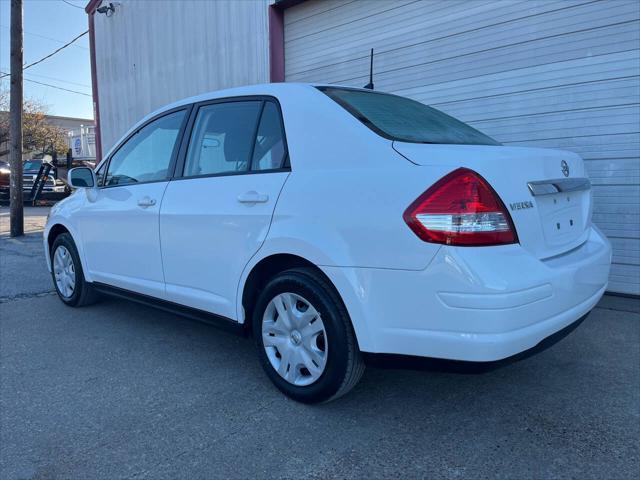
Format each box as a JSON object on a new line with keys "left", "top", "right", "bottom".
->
{"left": 94, "top": 0, "right": 270, "bottom": 152}
{"left": 68, "top": 127, "right": 96, "bottom": 160}
{"left": 284, "top": 0, "right": 640, "bottom": 295}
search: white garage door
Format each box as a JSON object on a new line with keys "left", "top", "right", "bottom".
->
{"left": 284, "top": 0, "right": 640, "bottom": 295}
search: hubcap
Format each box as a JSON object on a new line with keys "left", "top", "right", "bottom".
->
{"left": 262, "top": 292, "right": 328, "bottom": 386}
{"left": 53, "top": 245, "right": 76, "bottom": 298}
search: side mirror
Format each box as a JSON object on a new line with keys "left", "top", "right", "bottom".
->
{"left": 68, "top": 167, "right": 96, "bottom": 189}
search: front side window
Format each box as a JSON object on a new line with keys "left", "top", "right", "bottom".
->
{"left": 251, "top": 102, "right": 287, "bottom": 171}
{"left": 319, "top": 87, "right": 499, "bottom": 146}
{"left": 184, "top": 101, "right": 262, "bottom": 177}
{"left": 94, "top": 161, "right": 106, "bottom": 186}
{"left": 105, "top": 110, "right": 186, "bottom": 186}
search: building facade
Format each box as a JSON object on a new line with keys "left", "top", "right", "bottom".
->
{"left": 0, "top": 113, "right": 95, "bottom": 163}
{"left": 86, "top": 0, "right": 639, "bottom": 295}
{"left": 67, "top": 124, "right": 97, "bottom": 163}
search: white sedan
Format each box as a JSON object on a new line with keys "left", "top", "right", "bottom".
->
{"left": 44, "top": 83, "right": 611, "bottom": 403}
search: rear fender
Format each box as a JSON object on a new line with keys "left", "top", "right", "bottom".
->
{"left": 236, "top": 238, "right": 374, "bottom": 352}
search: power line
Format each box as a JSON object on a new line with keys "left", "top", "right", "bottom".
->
{"left": 24, "top": 78, "right": 91, "bottom": 96}
{"left": 61, "top": 0, "right": 85, "bottom": 9}
{"left": 0, "top": 67, "right": 92, "bottom": 88}
{"left": 26, "top": 72, "right": 91, "bottom": 89}
{"left": 0, "top": 25, "right": 89, "bottom": 50}
{"left": 22, "top": 30, "right": 89, "bottom": 71}
{"left": 0, "top": 30, "right": 88, "bottom": 79}
{"left": 0, "top": 71, "right": 92, "bottom": 97}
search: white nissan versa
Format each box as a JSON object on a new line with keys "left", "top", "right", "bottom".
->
{"left": 44, "top": 83, "right": 611, "bottom": 403}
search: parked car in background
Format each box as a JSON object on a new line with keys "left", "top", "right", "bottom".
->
{"left": 44, "top": 83, "right": 611, "bottom": 403}
{"left": 0, "top": 161, "right": 9, "bottom": 199}
{"left": 23, "top": 159, "right": 58, "bottom": 178}
{"left": 22, "top": 159, "right": 67, "bottom": 195}
{"left": 0, "top": 159, "right": 71, "bottom": 201}
{"left": 74, "top": 159, "right": 96, "bottom": 170}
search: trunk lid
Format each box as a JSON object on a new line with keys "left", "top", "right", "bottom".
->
{"left": 393, "top": 143, "right": 592, "bottom": 259}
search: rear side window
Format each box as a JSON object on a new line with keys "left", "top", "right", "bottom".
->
{"left": 184, "top": 101, "right": 262, "bottom": 177}
{"left": 105, "top": 110, "right": 186, "bottom": 186}
{"left": 251, "top": 102, "right": 287, "bottom": 171}
{"left": 319, "top": 87, "right": 499, "bottom": 146}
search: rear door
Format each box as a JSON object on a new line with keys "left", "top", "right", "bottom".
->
{"left": 160, "top": 98, "right": 290, "bottom": 318}
{"left": 76, "top": 108, "right": 189, "bottom": 297}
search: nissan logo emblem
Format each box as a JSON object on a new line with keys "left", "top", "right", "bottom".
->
{"left": 561, "top": 160, "right": 569, "bottom": 177}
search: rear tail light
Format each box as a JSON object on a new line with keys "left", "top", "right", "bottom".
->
{"left": 403, "top": 168, "right": 517, "bottom": 246}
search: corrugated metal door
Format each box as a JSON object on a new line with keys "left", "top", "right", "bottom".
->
{"left": 284, "top": 0, "right": 640, "bottom": 295}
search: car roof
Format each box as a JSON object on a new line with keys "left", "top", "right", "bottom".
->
{"left": 102, "top": 82, "right": 369, "bottom": 160}
{"left": 146, "top": 82, "right": 373, "bottom": 117}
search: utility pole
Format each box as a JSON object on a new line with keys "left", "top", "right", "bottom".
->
{"left": 9, "top": 0, "right": 24, "bottom": 237}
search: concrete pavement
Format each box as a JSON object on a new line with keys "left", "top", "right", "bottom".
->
{"left": 1, "top": 207, "right": 638, "bottom": 479}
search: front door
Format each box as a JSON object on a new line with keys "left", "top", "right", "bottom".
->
{"left": 160, "top": 99, "right": 290, "bottom": 319}
{"left": 77, "top": 109, "right": 188, "bottom": 297}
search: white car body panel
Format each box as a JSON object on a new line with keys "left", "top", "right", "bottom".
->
{"left": 73, "top": 182, "right": 169, "bottom": 298}
{"left": 44, "top": 194, "right": 86, "bottom": 274}
{"left": 320, "top": 226, "right": 610, "bottom": 359}
{"left": 160, "top": 172, "right": 289, "bottom": 318}
{"left": 44, "top": 83, "right": 611, "bottom": 363}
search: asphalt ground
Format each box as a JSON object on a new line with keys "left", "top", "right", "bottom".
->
{"left": 1, "top": 207, "right": 638, "bottom": 479}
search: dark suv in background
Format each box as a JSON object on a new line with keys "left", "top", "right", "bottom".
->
{"left": 22, "top": 159, "right": 67, "bottom": 196}
{"left": 0, "top": 159, "right": 70, "bottom": 202}
{"left": 0, "top": 161, "right": 9, "bottom": 199}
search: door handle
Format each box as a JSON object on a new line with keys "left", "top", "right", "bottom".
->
{"left": 137, "top": 197, "right": 157, "bottom": 208}
{"left": 237, "top": 191, "right": 269, "bottom": 204}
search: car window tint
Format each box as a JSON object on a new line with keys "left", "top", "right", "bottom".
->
{"left": 319, "top": 87, "right": 500, "bottom": 146}
{"left": 105, "top": 110, "right": 185, "bottom": 186}
{"left": 184, "top": 101, "right": 262, "bottom": 177}
{"left": 251, "top": 102, "right": 286, "bottom": 171}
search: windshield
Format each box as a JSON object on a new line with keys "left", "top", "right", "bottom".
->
{"left": 23, "top": 160, "right": 42, "bottom": 170}
{"left": 319, "top": 87, "right": 500, "bottom": 146}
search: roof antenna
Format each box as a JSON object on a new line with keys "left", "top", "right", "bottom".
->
{"left": 363, "top": 49, "right": 374, "bottom": 90}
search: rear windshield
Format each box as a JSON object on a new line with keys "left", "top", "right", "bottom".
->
{"left": 319, "top": 87, "right": 500, "bottom": 146}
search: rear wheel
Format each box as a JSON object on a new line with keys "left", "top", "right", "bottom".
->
{"left": 51, "top": 233, "right": 98, "bottom": 307}
{"left": 253, "top": 267, "right": 364, "bottom": 403}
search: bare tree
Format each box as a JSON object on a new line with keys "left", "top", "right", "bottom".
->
{"left": 1, "top": 87, "right": 68, "bottom": 158}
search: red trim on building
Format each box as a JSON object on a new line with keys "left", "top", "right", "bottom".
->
{"left": 268, "top": 5, "right": 285, "bottom": 83}
{"left": 85, "top": 0, "right": 102, "bottom": 14}
{"left": 87, "top": 10, "right": 102, "bottom": 161}
{"left": 269, "top": 1, "right": 307, "bottom": 82}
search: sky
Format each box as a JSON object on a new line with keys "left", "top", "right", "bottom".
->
{"left": 0, "top": 0, "right": 93, "bottom": 120}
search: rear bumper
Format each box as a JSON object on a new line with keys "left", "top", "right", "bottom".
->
{"left": 364, "top": 311, "right": 590, "bottom": 372}
{"left": 323, "top": 226, "right": 611, "bottom": 361}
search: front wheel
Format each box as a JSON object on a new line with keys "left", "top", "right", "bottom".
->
{"left": 51, "top": 233, "right": 98, "bottom": 307}
{"left": 253, "top": 267, "right": 364, "bottom": 403}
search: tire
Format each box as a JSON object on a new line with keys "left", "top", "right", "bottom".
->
{"left": 50, "top": 232, "right": 99, "bottom": 307}
{"left": 252, "top": 267, "right": 365, "bottom": 403}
